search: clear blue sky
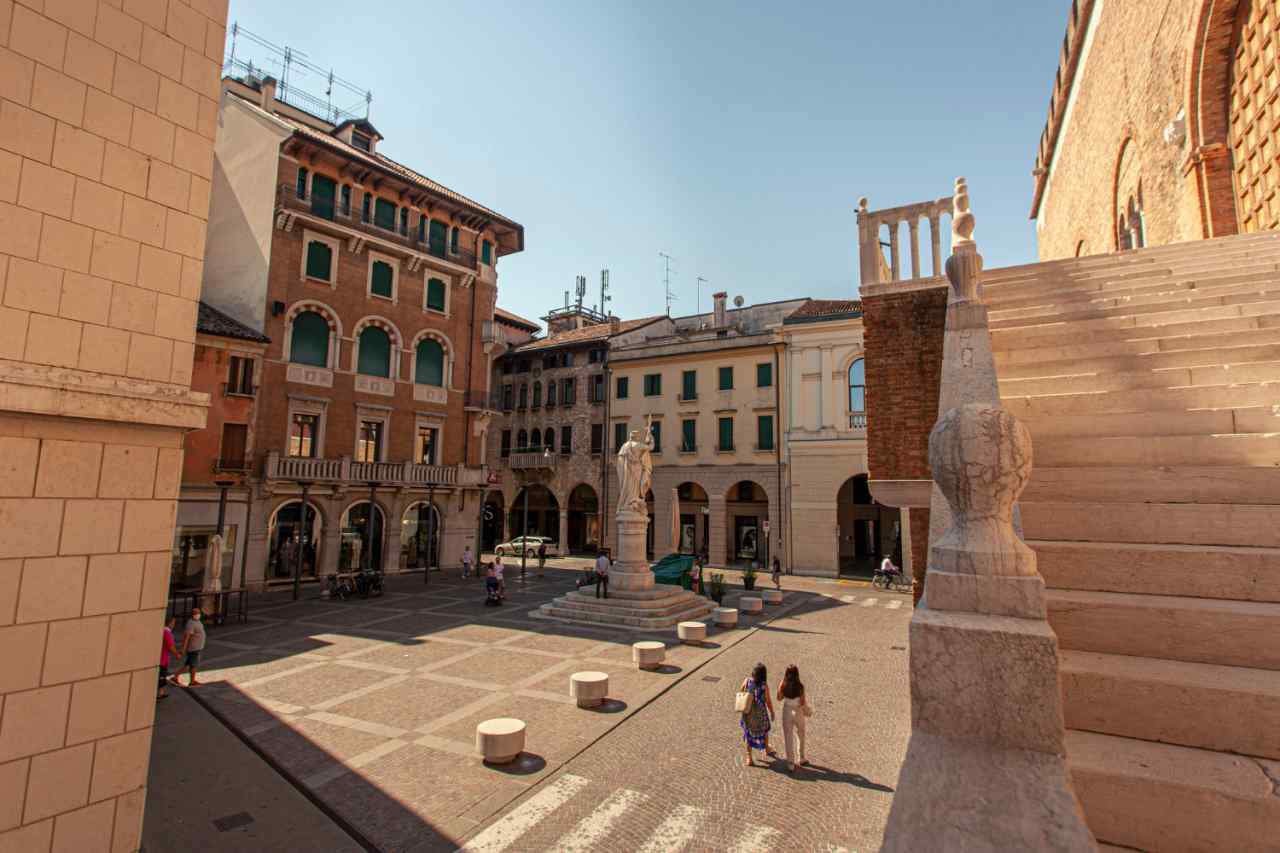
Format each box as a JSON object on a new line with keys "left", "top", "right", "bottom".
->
{"left": 226, "top": 0, "right": 1066, "bottom": 326}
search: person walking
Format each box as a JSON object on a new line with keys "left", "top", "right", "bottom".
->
{"left": 594, "top": 549, "right": 610, "bottom": 599}
{"left": 171, "top": 607, "right": 206, "bottom": 687}
{"left": 537, "top": 541, "right": 547, "bottom": 577}
{"left": 777, "top": 664, "right": 812, "bottom": 772}
{"left": 461, "top": 545, "right": 473, "bottom": 579}
{"left": 492, "top": 555, "right": 506, "bottom": 599}
{"left": 739, "top": 662, "right": 775, "bottom": 766}
{"left": 771, "top": 557, "right": 782, "bottom": 590}
{"left": 158, "top": 616, "right": 179, "bottom": 699}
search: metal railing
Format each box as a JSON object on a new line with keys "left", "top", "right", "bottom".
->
{"left": 509, "top": 451, "right": 556, "bottom": 470}
{"left": 277, "top": 184, "right": 478, "bottom": 270}
{"left": 265, "top": 452, "right": 486, "bottom": 487}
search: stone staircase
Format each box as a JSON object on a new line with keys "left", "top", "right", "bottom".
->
{"left": 538, "top": 585, "right": 714, "bottom": 629}
{"left": 981, "top": 232, "right": 1280, "bottom": 852}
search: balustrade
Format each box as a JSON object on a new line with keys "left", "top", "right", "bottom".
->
{"left": 856, "top": 195, "right": 953, "bottom": 285}
{"left": 265, "top": 451, "right": 472, "bottom": 487}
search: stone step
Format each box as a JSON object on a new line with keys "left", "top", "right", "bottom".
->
{"left": 991, "top": 311, "right": 1280, "bottom": 350}
{"left": 985, "top": 251, "right": 1280, "bottom": 287}
{"left": 995, "top": 326, "right": 1280, "bottom": 368}
{"left": 1021, "top": 501, "right": 1280, "bottom": 548}
{"left": 1034, "top": 540, "right": 1280, "bottom": 603}
{"left": 992, "top": 297, "right": 1280, "bottom": 337}
{"left": 538, "top": 599, "right": 714, "bottom": 630}
{"left": 986, "top": 265, "right": 1280, "bottom": 312}
{"left": 558, "top": 590, "right": 713, "bottom": 618}
{"left": 1061, "top": 650, "right": 1280, "bottom": 759}
{"left": 1030, "top": 433, "right": 1280, "bottom": 468}
{"left": 1066, "top": 729, "right": 1280, "bottom": 853}
{"left": 1014, "top": 405, "right": 1280, "bottom": 439}
{"left": 989, "top": 289, "right": 1280, "bottom": 331}
{"left": 998, "top": 341, "right": 1280, "bottom": 381}
{"left": 999, "top": 358, "right": 1280, "bottom": 398}
{"left": 1045, "top": 589, "right": 1280, "bottom": 669}
{"left": 1004, "top": 381, "right": 1280, "bottom": 417}
{"left": 1021, "top": 465, "right": 1280, "bottom": 505}
{"left": 988, "top": 277, "right": 1280, "bottom": 322}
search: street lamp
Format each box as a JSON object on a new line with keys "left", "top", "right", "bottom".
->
{"left": 363, "top": 481, "right": 378, "bottom": 576}
{"left": 292, "top": 481, "right": 312, "bottom": 601}
{"left": 423, "top": 483, "right": 435, "bottom": 586}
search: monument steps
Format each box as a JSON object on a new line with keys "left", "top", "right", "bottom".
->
{"left": 987, "top": 265, "right": 1280, "bottom": 313}
{"left": 1023, "top": 466, "right": 1280, "bottom": 504}
{"left": 989, "top": 287, "right": 1280, "bottom": 330}
{"left": 1005, "top": 381, "right": 1280, "bottom": 418}
{"left": 1045, "top": 589, "right": 1280, "bottom": 670}
{"left": 983, "top": 251, "right": 1280, "bottom": 288}
{"left": 538, "top": 599, "right": 714, "bottom": 630}
{"left": 992, "top": 297, "right": 1280, "bottom": 337}
{"left": 556, "top": 590, "right": 715, "bottom": 617}
{"left": 1012, "top": 404, "right": 1280, "bottom": 439}
{"left": 1065, "top": 729, "right": 1280, "bottom": 853}
{"left": 1030, "top": 432, "right": 1280, "bottom": 468}
{"left": 999, "top": 358, "right": 1280, "bottom": 397}
{"left": 1061, "top": 650, "right": 1280, "bottom": 759}
{"left": 1033, "top": 540, "right": 1280, "bottom": 602}
{"left": 991, "top": 311, "right": 1280, "bottom": 349}
{"left": 996, "top": 340, "right": 1280, "bottom": 379}
{"left": 996, "top": 325, "right": 1280, "bottom": 367}
{"left": 1021, "top": 501, "right": 1280, "bottom": 547}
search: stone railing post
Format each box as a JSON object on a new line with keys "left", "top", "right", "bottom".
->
{"left": 908, "top": 218, "right": 921, "bottom": 279}
{"left": 856, "top": 197, "right": 880, "bottom": 286}
{"left": 880, "top": 178, "right": 1096, "bottom": 853}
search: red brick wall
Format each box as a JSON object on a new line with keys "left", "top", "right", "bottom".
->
{"left": 183, "top": 339, "right": 258, "bottom": 485}
{"left": 863, "top": 284, "right": 947, "bottom": 601}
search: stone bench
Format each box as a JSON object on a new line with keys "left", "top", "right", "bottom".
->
{"left": 569, "top": 671, "right": 609, "bottom": 708}
{"left": 762, "top": 589, "right": 783, "bottom": 605}
{"left": 713, "top": 607, "right": 738, "bottom": 627}
{"left": 476, "top": 718, "right": 525, "bottom": 764}
{"left": 632, "top": 641, "right": 666, "bottom": 670}
{"left": 740, "top": 596, "right": 763, "bottom": 613}
{"left": 677, "top": 621, "right": 707, "bottom": 644}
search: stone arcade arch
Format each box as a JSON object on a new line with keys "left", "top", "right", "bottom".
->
{"left": 400, "top": 500, "right": 442, "bottom": 571}
{"left": 267, "top": 499, "right": 325, "bottom": 581}
{"left": 508, "top": 484, "right": 560, "bottom": 543}
{"left": 836, "top": 474, "right": 900, "bottom": 578}
{"left": 725, "top": 481, "right": 769, "bottom": 568}
{"left": 567, "top": 483, "right": 600, "bottom": 554}
{"left": 481, "top": 491, "right": 505, "bottom": 552}
{"left": 339, "top": 500, "right": 386, "bottom": 571}
{"left": 675, "top": 482, "right": 709, "bottom": 557}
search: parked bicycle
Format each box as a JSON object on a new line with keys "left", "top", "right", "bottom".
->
{"left": 872, "top": 558, "right": 911, "bottom": 593}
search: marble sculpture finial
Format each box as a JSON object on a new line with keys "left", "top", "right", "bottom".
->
{"left": 951, "top": 177, "right": 975, "bottom": 246}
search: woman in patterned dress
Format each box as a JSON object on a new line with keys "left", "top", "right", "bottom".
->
{"left": 740, "top": 661, "right": 775, "bottom": 766}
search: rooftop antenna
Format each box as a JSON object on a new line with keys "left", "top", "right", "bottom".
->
{"left": 575, "top": 275, "right": 587, "bottom": 310}
{"left": 696, "top": 276, "right": 708, "bottom": 318}
{"left": 600, "top": 269, "right": 612, "bottom": 317}
{"left": 658, "top": 252, "right": 676, "bottom": 315}
{"left": 563, "top": 290, "right": 570, "bottom": 309}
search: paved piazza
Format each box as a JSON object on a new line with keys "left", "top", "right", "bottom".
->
{"left": 190, "top": 566, "right": 911, "bottom": 852}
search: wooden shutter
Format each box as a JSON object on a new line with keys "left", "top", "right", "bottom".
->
{"left": 426, "top": 278, "right": 446, "bottom": 311}
{"left": 718, "top": 417, "right": 733, "bottom": 450}
{"left": 220, "top": 423, "right": 247, "bottom": 468}
{"left": 757, "top": 415, "right": 773, "bottom": 450}
{"left": 305, "top": 240, "right": 332, "bottom": 280}
{"left": 374, "top": 198, "right": 396, "bottom": 230}
{"left": 428, "top": 221, "right": 448, "bottom": 257}
{"left": 370, "top": 261, "right": 394, "bottom": 297}
{"left": 682, "top": 419, "right": 695, "bottom": 451}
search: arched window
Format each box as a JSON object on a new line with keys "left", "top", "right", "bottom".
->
{"left": 517, "top": 429, "right": 528, "bottom": 450}
{"left": 415, "top": 338, "right": 444, "bottom": 386}
{"left": 290, "top": 311, "right": 330, "bottom": 367}
{"left": 530, "top": 428, "right": 541, "bottom": 449}
{"left": 848, "top": 358, "right": 866, "bottom": 413}
{"left": 544, "top": 427, "right": 555, "bottom": 453}
{"left": 532, "top": 381, "right": 542, "bottom": 407}
{"left": 518, "top": 384, "right": 528, "bottom": 409}
{"left": 547, "top": 381, "right": 557, "bottom": 407}
{"left": 357, "top": 326, "right": 391, "bottom": 377}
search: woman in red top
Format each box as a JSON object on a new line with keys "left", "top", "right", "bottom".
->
{"left": 158, "top": 616, "right": 178, "bottom": 699}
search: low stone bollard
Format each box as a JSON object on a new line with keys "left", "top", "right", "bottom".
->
{"left": 632, "top": 641, "right": 666, "bottom": 670}
{"left": 677, "top": 621, "right": 707, "bottom": 644}
{"left": 476, "top": 718, "right": 526, "bottom": 764}
{"left": 762, "top": 589, "right": 783, "bottom": 605}
{"left": 740, "top": 596, "right": 763, "bottom": 613}
{"left": 713, "top": 607, "right": 738, "bottom": 627}
{"left": 569, "top": 671, "right": 609, "bottom": 708}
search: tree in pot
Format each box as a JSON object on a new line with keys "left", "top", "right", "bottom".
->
{"left": 741, "top": 562, "right": 757, "bottom": 591}
{"left": 708, "top": 573, "right": 727, "bottom": 604}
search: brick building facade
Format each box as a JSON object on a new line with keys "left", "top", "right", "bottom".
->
{"left": 1033, "top": 0, "right": 1280, "bottom": 259}
{"left": 199, "top": 73, "right": 522, "bottom": 589}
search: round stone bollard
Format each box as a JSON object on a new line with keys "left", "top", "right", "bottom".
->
{"left": 476, "top": 718, "right": 526, "bottom": 764}
{"left": 740, "top": 596, "right": 763, "bottom": 614}
{"left": 677, "top": 621, "right": 707, "bottom": 645}
{"left": 713, "top": 607, "right": 738, "bottom": 627}
{"left": 762, "top": 589, "right": 783, "bottom": 605}
{"left": 569, "top": 671, "right": 609, "bottom": 708}
{"left": 632, "top": 641, "right": 666, "bottom": 670}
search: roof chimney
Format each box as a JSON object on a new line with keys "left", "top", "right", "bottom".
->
{"left": 712, "top": 291, "right": 727, "bottom": 327}
{"left": 260, "top": 76, "right": 277, "bottom": 112}
{"left": 609, "top": 316, "right": 620, "bottom": 335}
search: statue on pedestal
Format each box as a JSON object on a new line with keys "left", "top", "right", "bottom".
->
{"left": 616, "top": 415, "right": 654, "bottom": 515}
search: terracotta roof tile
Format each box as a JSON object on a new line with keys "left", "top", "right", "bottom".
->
{"left": 513, "top": 316, "right": 666, "bottom": 352}
{"left": 494, "top": 306, "right": 540, "bottom": 331}
{"left": 783, "top": 299, "right": 863, "bottom": 324}
{"left": 197, "top": 302, "right": 270, "bottom": 342}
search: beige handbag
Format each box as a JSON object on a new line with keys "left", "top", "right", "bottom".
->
{"left": 735, "top": 690, "right": 752, "bottom": 714}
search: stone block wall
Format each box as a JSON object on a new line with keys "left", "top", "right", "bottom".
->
{"left": 0, "top": 0, "right": 226, "bottom": 848}
{"left": 862, "top": 284, "right": 946, "bottom": 590}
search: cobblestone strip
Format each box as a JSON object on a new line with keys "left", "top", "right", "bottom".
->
{"left": 458, "top": 773, "right": 591, "bottom": 853}
{"left": 310, "top": 674, "right": 409, "bottom": 711}
{"left": 234, "top": 660, "right": 330, "bottom": 690}
{"left": 548, "top": 787, "right": 647, "bottom": 853}
{"left": 415, "top": 692, "right": 508, "bottom": 735}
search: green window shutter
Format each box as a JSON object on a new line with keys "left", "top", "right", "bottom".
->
{"left": 415, "top": 339, "right": 444, "bottom": 386}
{"left": 756, "top": 362, "right": 772, "bottom": 387}
{"left": 305, "top": 240, "right": 332, "bottom": 280}
{"left": 374, "top": 198, "right": 396, "bottom": 230}
{"left": 614, "top": 422, "right": 627, "bottom": 451}
{"left": 370, "top": 261, "right": 394, "bottom": 298}
{"left": 357, "top": 326, "right": 391, "bottom": 377}
{"left": 718, "top": 417, "right": 733, "bottom": 450}
{"left": 426, "top": 278, "right": 446, "bottom": 311}
{"left": 615, "top": 377, "right": 628, "bottom": 399}
{"left": 651, "top": 421, "right": 661, "bottom": 453}
{"left": 340, "top": 184, "right": 351, "bottom": 215}
{"left": 428, "top": 221, "right": 448, "bottom": 257}
{"left": 718, "top": 366, "right": 733, "bottom": 390}
{"left": 481, "top": 239, "right": 493, "bottom": 265}
{"left": 296, "top": 167, "right": 308, "bottom": 199}
{"left": 450, "top": 227, "right": 459, "bottom": 253}
{"left": 681, "top": 370, "right": 696, "bottom": 399}
{"left": 290, "top": 312, "right": 329, "bottom": 367}
{"left": 362, "top": 192, "right": 371, "bottom": 222}
{"left": 417, "top": 215, "right": 426, "bottom": 242}
{"left": 644, "top": 374, "right": 661, "bottom": 396}
{"left": 757, "top": 415, "right": 774, "bottom": 450}
{"left": 682, "top": 419, "right": 695, "bottom": 451}
{"left": 310, "top": 174, "right": 335, "bottom": 219}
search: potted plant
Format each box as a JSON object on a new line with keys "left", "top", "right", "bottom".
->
{"left": 741, "top": 563, "right": 757, "bottom": 591}
{"left": 708, "top": 573, "right": 727, "bottom": 604}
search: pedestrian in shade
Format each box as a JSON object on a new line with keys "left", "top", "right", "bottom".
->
{"left": 777, "top": 664, "right": 812, "bottom": 772}
{"left": 537, "top": 540, "right": 547, "bottom": 577}
{"left": 461, "top": 545, "right": 474, "bottom": 579}
{"left": 157, "top": 616, "right": 179, "bottom": 699}
{"left": 594, "top": 549, "right": 611, "bottom": 599}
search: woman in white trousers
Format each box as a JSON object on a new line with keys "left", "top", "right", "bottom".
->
{"left": 777, "top": 664, "right": 811, "bottom": 772}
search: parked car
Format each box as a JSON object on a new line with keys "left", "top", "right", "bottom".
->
{"left": 494, "top": 536, "right": 560, "bottom": 558}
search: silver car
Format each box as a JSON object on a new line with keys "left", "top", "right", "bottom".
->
{"left": 493, "top": 536, "right": 560, "bottom": 558}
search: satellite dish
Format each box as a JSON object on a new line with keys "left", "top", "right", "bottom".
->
{"left": 733, "top": 295, "right": 745, "bottom": 308}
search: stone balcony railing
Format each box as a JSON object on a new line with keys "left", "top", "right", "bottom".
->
{"left": 857, "top": 195, "right": 954, "bottom": 286}
{"left": 508, "top": 450, "right": 557, "bottom": 470}
{"left": 264, "top": 451, "right": 486, "bottom": 487}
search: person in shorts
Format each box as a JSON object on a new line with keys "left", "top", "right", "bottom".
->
{"left": 172, "top": 607, "right": 207, "bottom": 687}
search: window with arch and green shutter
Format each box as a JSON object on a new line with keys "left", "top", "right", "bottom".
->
{"left": 370, "top": 261, "right": 394, "bottom": 298}
{"left": 290, "top": 312, "right": 330, "bottom": 367}
{"left": 305, "top": 240, "right": 332, "bottom": 281}
{"left": 426, "top": 278, "right": 446, "bottom": 312}
{"left": 357, "top": 326, "right": 392, "bottom": 377}
{"left": 416, "top": 338, "right": 445, "bottom": 386}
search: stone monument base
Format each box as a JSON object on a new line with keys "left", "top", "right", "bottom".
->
{"left": 538, "top": 586, "right": 713, "bottom": 630}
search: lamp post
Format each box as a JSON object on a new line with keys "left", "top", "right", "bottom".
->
{"left": 519, "top": 479, "right": 529, "bottom": 584}
{"left": 213, "top": 476, "right": 236, "bottom": 536}
{"left": 293, "top": 481, "right": 312, "bottom": 601}
{"left": 363, "top": 482, "right": 378, "bottom": 574}
{"left": 423, "top": 484, "right": 435, "bottom": 586}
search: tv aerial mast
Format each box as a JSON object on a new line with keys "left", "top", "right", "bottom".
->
{"left": 658, "top": 252, "right": 676, "bottom": 315}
